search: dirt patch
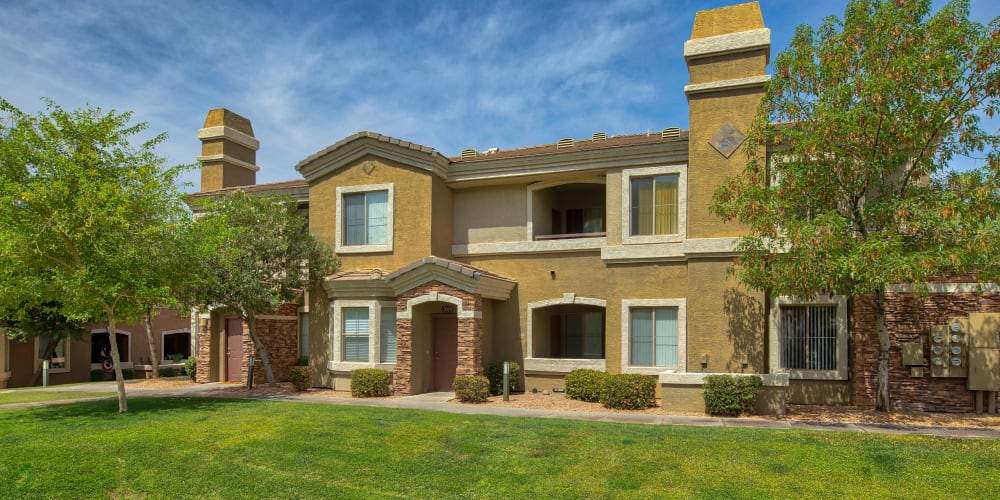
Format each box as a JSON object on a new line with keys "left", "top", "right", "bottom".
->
{"left": 130, "top": 379, "right": 197, "bottom": 390}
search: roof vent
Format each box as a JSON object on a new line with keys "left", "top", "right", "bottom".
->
{"left": 662, "top": 127, "right": 681, "bottom": 139}
{"left": 460, "top": 148, "right": 478, "bottom": 159}
{"left": 557, "top": 137, "right": 575, "bottom": 149}
{"left": 482, "top": 147, "right": 500, "bottom": 155}
{"left": 592, "top": 132, "right": 607, "bottom": 141}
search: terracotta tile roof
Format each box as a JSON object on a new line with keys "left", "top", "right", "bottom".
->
{"left": 385, "top": 256, "right": 514, "bottom": 283}
{"left": 295, "top": 131, "right": 446, "bottom": 172}
{"left": 449, "top": 131, "right": 689, "bottom": 164}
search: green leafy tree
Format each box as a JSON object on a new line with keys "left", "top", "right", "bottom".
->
{"left": 711, "top": 0, "right": 999, "bottom": 411}
{"left": 0, "top": 97, "right": 192, "bottom": 412}
{"left": 182, "top": 191, "right": 336, "bottom": 387}
{"left": 0, "top": 302, "right": 87, "bottom": 386}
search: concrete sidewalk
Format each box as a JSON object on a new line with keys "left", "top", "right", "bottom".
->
{"left": 4, "top": 381, "right": 999, "bottom": 439}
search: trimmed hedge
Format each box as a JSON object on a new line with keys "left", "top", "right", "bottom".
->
{"left": 289, "top": 366, "right": 313, "bottom": 392}
{"left": 565, "top": 369, "right": 609, "bottom": 403}
{"left": 184, "top": 357, "right": 197, "bottom": 381}
{"left": 159, "top": 367, "right": 179, "bottom": 377}
{"left": 599, "top": 373, "right": 657, "bottom": 410}
{"left": 350, "top": 368, "right": 392, "bottom": 397}
{"left": 453, "top": 375, "right": 490, "bottom": 403}
{"left": 90, "top": 369, "right": 107, "bottom": 382}
{"left": 121, "top": 368, "right": 135, "bottom": 380}
{"left": 703, "top": 374, "right": 764, "bottom": 416}
{"left": 485, "top": 361, "right": 521, "bottom": 396}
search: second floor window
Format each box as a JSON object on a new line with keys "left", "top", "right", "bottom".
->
{"left": 630, "top": 174, "right": 678, "bottom": 236}
{"left": 343, "top": 190, "right": 388, "bottom": 246}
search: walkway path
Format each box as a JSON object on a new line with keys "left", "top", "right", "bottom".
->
{"left": 3, "top": 381, "right": 998, "bottom": 439}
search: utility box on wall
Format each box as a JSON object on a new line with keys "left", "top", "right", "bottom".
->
{"left": 967, "top": 313, "right": 1000, "bottom": 391}
{"left": 929, "top": 319, "right": 969, "bottom": 378}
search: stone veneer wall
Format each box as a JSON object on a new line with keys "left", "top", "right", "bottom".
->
{"left": 393, "top": 280, "right": 483, "bottom": 394}
{"left": 250, "top": 303, "right": 300, "bottom": 385}
{"left": 195, "top": 315, "right": 212, "bottom": 384}
{"left": 851, "top": 287, "right": 1000, "bottom": 412}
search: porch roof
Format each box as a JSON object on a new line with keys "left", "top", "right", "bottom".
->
{"left": 385, "top": 256, "right": 515, "bottom": 300}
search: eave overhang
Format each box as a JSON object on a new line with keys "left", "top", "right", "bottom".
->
{"left": 296, "top": 132, "right": 452, "bottom": 183}
{"left": 385, "top": 256, "right": 515, "bottom": 300}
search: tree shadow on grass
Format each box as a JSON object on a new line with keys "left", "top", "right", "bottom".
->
{"left": 3, "top": 396, "right": 260, "bottom": 421}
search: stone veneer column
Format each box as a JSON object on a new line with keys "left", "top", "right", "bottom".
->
{"left": 195, "top": 315, "right": 212, "bottom": 383}
{"left": 393, "top": 318, "right": 414, "bottom": 394}
{"left": 456, "top": 317, "right": 483, "bottom": 377}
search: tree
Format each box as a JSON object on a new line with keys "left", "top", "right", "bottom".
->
{"left": 0, "top": 302, "right": 87, "bottom": 386}
{"left": 182, "top": 191, "right": 336, "bottom": 387}
{"left": 710, "top": 0, "right": 1000, "bottom": 411}
{"left": 0, "top": 97, "right": 192, "bottom": 412}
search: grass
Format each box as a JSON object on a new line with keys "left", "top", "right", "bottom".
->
{"left": 0, "top": 391, "right": 115, "bottom": 405}
{"left": 1, "top": 398, "right": 997, "bottom": 498}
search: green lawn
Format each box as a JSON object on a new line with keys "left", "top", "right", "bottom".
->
{"left": 1, "top": 398, "right": 997, "bottom": 498}
{"left": 0, "top": 391, "right": 115, "bottom": 405}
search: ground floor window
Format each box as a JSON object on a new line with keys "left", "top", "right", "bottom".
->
{"left": 564, "top": 311, "right": 604, "bottom": 359}
{"left": 629, "top": 307, "right": 678, "bottom": 367}
{"left": 769, "top": 296, "right": 848, "bottom": 380}
{"left": 333, "top": 300, "right": 398, "bottom": 367}
{"left": 36, "top": 336, "right": 68, "bottom": 371}
{"left": 380, "top": 307, "right": 396, "bottom": 363}
{"left": 299, "top": 312, "right": 309, "bottom": 358}
{"left": 161, "top": 330, "right": 191, "bottom": 361}
{"left": 91, "top": 331, "right": 130, "bottom": 364}
{"left": 343, "top": 307, "right": 369, "bottom": 362}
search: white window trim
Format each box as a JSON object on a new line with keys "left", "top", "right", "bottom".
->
{"left": 769, "top": 295, "right": 848, "bottom": 381}
{"left": 524, "top": 294, "right": 607, "bottom": 373}
{"left": 90, "top": 329, "right": 134, "bottom": 370}
{"left": 34, "top": 336, "right": 70, "bottom": 374}
{"left": 621, "top": 298, "right": 687, "bottom": 375}
{"left": 621, "top": 164, "right": 687, "bottom": 245}
{"left": 329, "top": 300, "right": 397, "bottom": 372}
{"left": 160, "top": 329, "right": 192, "bottom": 362}
{"left": 335, "top": 183, "right": 394, "bottom": 254}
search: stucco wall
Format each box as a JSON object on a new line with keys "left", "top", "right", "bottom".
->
{"left": 452, "top": 184, "right": 528, "bottom": 245}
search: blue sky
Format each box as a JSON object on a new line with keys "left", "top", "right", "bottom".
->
{"left": 1, "top": 0, "right": 997, "bottom": 191}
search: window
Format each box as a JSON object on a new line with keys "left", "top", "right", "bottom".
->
{"left": 343, "top": 307, "right": 369, "bottom": 362}
{"left": 90, "top": 331, "right": 131, "bottom": 364}
{"left": 36, "top": 336, "right": 68, "bottom": 371}
{"left": 769, "top": 296, "right": 848, "bottom": 380}
{"left": 564, "top": 311, "right": 604, "bottom": 359}
{"left": 335, "top": 183, "right": 394, "bottom": 253}
{"left": 621, "top": 165, "right": 687, "bottom": 244}
{"left": 621, "top": 298, "right": 686, "bottom": 374}
{"left": 629, "top": 307, "right": 678, "bottom": 367}
{"left": 161, "top": 330, "right": 191, "bottom": 360}
{"left": 380, "top": 307, "right": 397, "bottom": 363}
{"left": 299, "top": 312, "right": 310, "bottom": 357}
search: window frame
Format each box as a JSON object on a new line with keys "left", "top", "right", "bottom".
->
{"left": 621, "top": 298, "right": 686, "bottom": 374}
{"left": 330, "top": 300, "right": 397, "bottom": 370}
{"left": 160, "top": 329, "right": 192, "bottom": 362}
{"left": 335, "top": 183, "right": 394, "bottom": 254}
{"left": 621, "top": 165, "right": 687, "bottom": 245}
{"left": 89, "top": 329, "right": 133, "bottom": 370}
{"left": 34, "top": 335, "right": 70, "bottom": 374}
{"left": 769, "top": 295, "right": 848, "bottom": 380}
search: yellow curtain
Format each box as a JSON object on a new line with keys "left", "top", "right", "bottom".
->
{"left": 654, "top": 175, "right": 678, "bottom": 234}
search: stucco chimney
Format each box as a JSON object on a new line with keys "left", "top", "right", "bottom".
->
{"left": 684, "top": 2, "right": 770, "bottom": 239}
{"left": 197, "top": 108, "right": 260, "bottom": 192}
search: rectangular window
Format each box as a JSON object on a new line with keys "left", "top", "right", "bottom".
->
{"left": 299, "top": 313, "right": 309, "bottom": 358}
{"left": 38, "top": 336, "right": 67, "bottom": 370}
{"left": 344, "top": 191, "right": 388, "bottom": 246}
{"left": 343, "top": 307, "right": 370, "bottom": 362}
{"left": 162, "top": 331, "right": 191, "bottom": 360}
{"left": 380, "top": 308, "right": 397, "bottom": 363}
{"left": 631, "top": 175, "right": 678, "bottom": 236}
{"left": 629, "top": 307, "right": 678, "bottom": 367}
{"left": 780, "top": 305, "right": 837, "bottom": 371}
{"left": 564, "top": 311, "right": 604, "bottom": 359}
{"left": 90, "top": 332, "right": 130, "bottom": 363}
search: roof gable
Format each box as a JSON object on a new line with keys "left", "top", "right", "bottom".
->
{"left": 295, "top": 132, "right": 452, "bottom": 183}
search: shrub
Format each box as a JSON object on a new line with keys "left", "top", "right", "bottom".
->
{"left": 90, "top": 369, "right": 107, "bottom": 382}
{"left": 565, "top": 369, "right": 609, "bottom": 403}
{"left": 295, "top": 356, "right": 309, "bottom": 366}
{"left": 350, "top": 368, "right": 392, "bottom": 397}
{"left": 485, "top": 361, "right": 522, "bottom": 396}
{"left": 184, "top": 357, "right": 197, "bottom": 381}
{"left": 599, "top": 373, "right": 657, "bottom": 410}
{"left": 703, "top": 374, "right": 764, "bottom": 416}
{"left": 121, "top": 368, "right": 135, "bottom": 380}
{"left": 289, "top": 366, "right": 313, "bottom": 391}
{"left": 159, "top": 367, "right": 179, "bottom": 378}
{"left": 453, "top": 375, "right": 490, "bottom": 403}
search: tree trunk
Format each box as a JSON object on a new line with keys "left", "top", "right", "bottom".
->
{"left": 246, "top": 313, "right": 276, "bottom": 387}
{"left": 144, "top": 309, "right": 160, "bottom": 379}
{"left": 873, "top": 290, "right": 891, "bottom": 412}
{"left": 30, "top": 339, "right": 57, "bottom": 387}
{"left": 104, "top": 306, "right": 129, "bottom": 413}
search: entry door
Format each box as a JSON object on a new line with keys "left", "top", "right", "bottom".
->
{"left": 226, "top": 319, "right": 244, "bottom": 382}
{"left": 432, "top": 316, "right": 458, "bottom": 392}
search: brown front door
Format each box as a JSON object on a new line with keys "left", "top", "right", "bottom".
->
{"left": 432, "top": 316, "right": 458, "bottom": 392}
{"left": 226, "top": 319, "right": 244, "bottom": 382}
